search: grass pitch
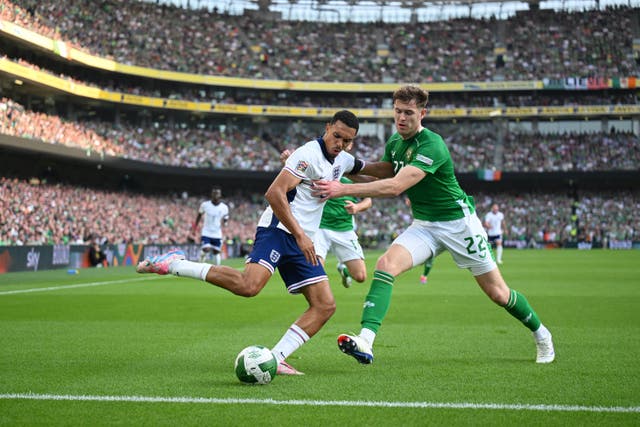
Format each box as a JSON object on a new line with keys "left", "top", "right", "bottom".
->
{"left": 0, "top": 250, "right": 639, "bottom": 426}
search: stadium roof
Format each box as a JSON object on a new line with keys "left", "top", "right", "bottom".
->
{"left": 145, "top": 0, "right": 638, "bottom": 22}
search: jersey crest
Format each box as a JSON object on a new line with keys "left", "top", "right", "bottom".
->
{"left": 332, "top": 166, "right": 341, "bottom": 180}
{"left": 405, "top": 147, "right": 414, "bottom": 161}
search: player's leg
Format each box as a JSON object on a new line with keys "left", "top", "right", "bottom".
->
{"left": 139, "top": 248, "right": 272, "bottom": 297}
{"left": 272, "top": 256, "right": 334, "bottom": 375}
{"left": 420, "top": 256, "right": 434, "bottom": 284}
{"left": 495, "top": 237, "right": 503, "bottom": 264}
{"left": 212, "top": 248, "right": 222, "bottom": 266}
{"left": 338, "top": 224, "right": 432, "bottom": 364}
{"left": 343, "top": 258, "right": 366, "bottom": 282}
{"left": 474, "top": 268, "right": 554, "bottom": 363}
{"left": 448, "top": 214, "right": 554, "bottom": 363}
{"left": 199, "top": 237, "right": 214, "bottom": 262}
{"left": 199, "top": 246, "right": 209, "bottom": 262}
{"left": 272, "top": 281, "right": 336, "bottom": 361}
{"left": 332, "top": 230, "right": 367, "bottom": 287}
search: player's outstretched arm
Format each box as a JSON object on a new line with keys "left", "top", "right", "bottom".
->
{"left": 265, "top": 170, "right": 318, "bottom": 266}
{"left": 344, "top": 197, "right": 373, "bottom": 215}
{"left": 191, "top": 212, "right": 202, "bottom": 236}
{"left": 359, "top": 161, "right": 394, "bottom": 179}
{"left": 314, "top": 165, "right": 425, "bottom": 199}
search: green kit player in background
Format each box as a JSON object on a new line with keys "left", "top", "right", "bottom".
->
{"left": 314, "top": 85, "right": 555, "bottom": 365}
{"left": 318, "top": 176, "right": 372, "bottom": 288}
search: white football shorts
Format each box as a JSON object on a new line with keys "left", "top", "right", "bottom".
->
{"left": 393, "top": 212, "right": 497, "bottom": 276}
{"left": 314, "top": 228, "right": 364, "bottom": 263}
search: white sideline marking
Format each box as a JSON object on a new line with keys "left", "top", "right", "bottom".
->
{"left": 0, "top": 393, "right": 639, "bottom": 413}
{"left": 0, "top": 277, "right": 159, "bottom": 295}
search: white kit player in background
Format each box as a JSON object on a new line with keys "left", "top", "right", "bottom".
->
{"left": 192, "top": 187, "right": 229, "bottom": 265}
{"left": 484, "top": 203, "right": 506, "bottom": 264}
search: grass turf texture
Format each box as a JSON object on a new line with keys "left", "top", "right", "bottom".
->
{"left": 0, "top": 250, "right": 638, "bottom": 426}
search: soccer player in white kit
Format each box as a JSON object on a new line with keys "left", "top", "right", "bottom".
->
{"left": 137, "top": 110, "right": 363, "bottom": 375}
{"left": 484, "top": 203, "right": 505, "bottom": 264}
{"left": 192, "top": 187, "right": 229, "bottom": 265}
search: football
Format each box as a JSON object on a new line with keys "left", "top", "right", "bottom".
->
{"left": 234, "top": 345, "right": 278, "bottom": 384}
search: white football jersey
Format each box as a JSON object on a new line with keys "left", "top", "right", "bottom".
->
{"left": 257, "top": 139, "right": 356, "bottom": 238}
{"left": 199, "top": 200, "right": 229, "bottom": 238}
{"left": 484, "top": 211, "right": 504, "bottom": 235}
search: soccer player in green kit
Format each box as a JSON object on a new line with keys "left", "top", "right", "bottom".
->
{"left": 313, "top": 85, "right": 555, "bottom": 364}
{"left": 318, "top": 175, "right": 372, "bottom": 288}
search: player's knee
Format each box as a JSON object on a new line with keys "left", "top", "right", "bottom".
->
{"left": 316, "top": 299, "right": 336, "bottom": 321}
{"left": 324, "top": 300, "right": 337, "bottom": 320}
{"left": 375, "top": 255, "right": 389, "bottom": 271}
{"left": 487, "top": 287, "right": 510, "bottom": 306}
{"left": 351, "top": 270, "right": 367, "bottom": 283}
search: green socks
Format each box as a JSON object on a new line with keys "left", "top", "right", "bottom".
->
{"left": 339, "top": 264, "right": 352, "bottom": 279}
{"left": 361, "top": 270, "right": 395, "bottom": 333}
{"left": 504, "top": 289, "right": 541, "bottom": 331}
{"left": 423, "top": 257, "right": 433, "bottom": 276}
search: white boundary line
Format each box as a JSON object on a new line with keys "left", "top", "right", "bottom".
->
{"left": 0, "top": 276, "right": 160, "bottom": 295}
{"left": 0, "top": 393, "right": 639, "bottom": 413}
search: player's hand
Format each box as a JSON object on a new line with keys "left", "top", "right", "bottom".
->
{"left": 294, "top": 233, "right": 318, "bottom": 266}
{"left": 280, "top": 149, "right": 292, "bottom": 164}
{"left": 312, "top": 180, "right": 343, "bottom": 200}
{"left": 344, "top": 200, "right": 357, "bottom": 214}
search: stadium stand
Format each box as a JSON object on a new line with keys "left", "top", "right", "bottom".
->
{"left": 0, "top": 0, "right": 638, "bottom": 255}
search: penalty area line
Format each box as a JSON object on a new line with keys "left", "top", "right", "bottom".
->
{"left": 0, "top": 393, "right": 639, "bottom": 413}
{"left": 0, "top": 276, "right": 162, "bottom": 295}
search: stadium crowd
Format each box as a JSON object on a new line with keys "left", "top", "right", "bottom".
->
{"left": 0, "top": 1, "right": 638, "bottom": 252}
{"left": 1, "top": 0, "right": 637, "bottom": 82}
{"left": 2, "top": 97, "right": 639, "bottom": 172}
{"left": 2, "top": 55, "right": 636, "bottom": 109}
{"left": 0, "top": 176, "right": 263, "bottom": 246}
{"left": 1, "top": 177, "right": 638, "bottom": 248}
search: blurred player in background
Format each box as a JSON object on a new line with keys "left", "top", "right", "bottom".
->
{"left": 281, "top": 143, "right": 372, "bottom": 288}
{"left": 314, "top": 85, "right": 555, "bottom": 365}
{"left": 137, "top": 110, "right": 363, "bottom": 376}
{"left": 192, "top": 187, "right": 229, "bottom": 265}
{"left": 484, "top": 203, "right": 506, "bottom": 264}
{"left": 320, "top": 175, "right": 372, "bottom": 287}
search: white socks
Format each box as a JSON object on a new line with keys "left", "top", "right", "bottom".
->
{"left": 271, "top": 324, "right": 309, "bottom": 363}
{"left": 496, "top": 245, "right": 503, "bottom": 263}
{"left": 359, "top": 328, "right": 376, "bottom": 346}
{"left": 533, "top": 324, "right": 551, "bottom": 341}
{"left": 169, "top": 260, "right": 210, "bottom": 281}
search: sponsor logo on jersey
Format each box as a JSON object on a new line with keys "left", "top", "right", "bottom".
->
{"left": 270, "top": 249, "right": 281, "bottom": 263}
{"left": 416, "top": 154, "right": 434, "bottom": 165}
{"left": 296, "top": 161, "right": 309, "bottom": 172}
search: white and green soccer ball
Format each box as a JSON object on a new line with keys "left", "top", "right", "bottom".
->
{"left": 234, "top": 345, "right": 277, "bottom": 384}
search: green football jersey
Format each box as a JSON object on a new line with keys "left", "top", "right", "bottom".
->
{"left": 320, "top": 177, "right": 359, "bottom": 231}
{"left": 382, "top": 127, "right": 475, "bottom": 221}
